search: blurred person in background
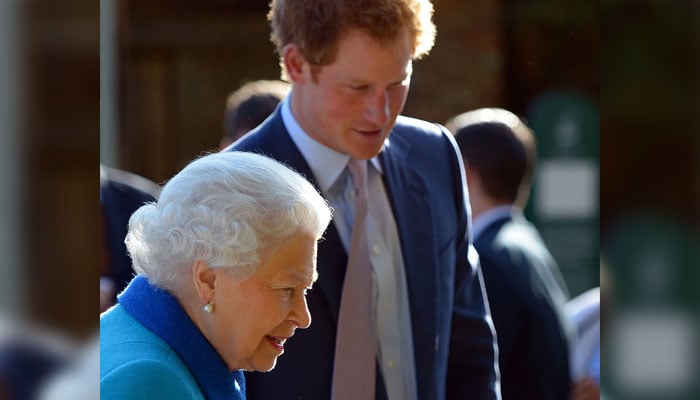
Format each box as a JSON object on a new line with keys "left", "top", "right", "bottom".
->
{"left": 566, "top": 283, "right": 601, "bottom": 400}
{"left": 565, "top": 258, "right": 608, "bottom": 400}
{"left": 449, "top": 107, "right": 572, "bottom": 400}
{"left": 219, "top": 79, "right": 291, "bottom": 149}
{"left": 38, "top": 337, "right": 99, "bottom": 400}
{"left": 100, "top": 164, "right": 161, "bottom": 312}
{"left": 0, "top": 317, "right": 74, "bottom": 400}
{"left": 226, "top": 0, "right": 499, "bottom": 398}
{"left": 100, "top": 151, "right": 332, "bottom": 399}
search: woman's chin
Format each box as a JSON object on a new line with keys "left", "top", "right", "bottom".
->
{"left": 257, "top": 357, "right": 279, "bottom": 372}
{"left": 241, "top": 356, "right": 279, "bottom": 373}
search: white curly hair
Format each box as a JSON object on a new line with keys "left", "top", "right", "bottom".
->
{"left": 125, "top": 151, "right": 332, "bottom": 291}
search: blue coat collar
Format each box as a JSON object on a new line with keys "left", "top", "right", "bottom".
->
{"left": 118, "top": 276, "right": 245, "bottom": 399}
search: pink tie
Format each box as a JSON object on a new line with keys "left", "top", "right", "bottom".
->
{"left": 332, "top": 158, "right": 376, "bottom": 400}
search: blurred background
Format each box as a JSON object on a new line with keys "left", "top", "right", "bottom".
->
{"left": 0, "top": 0, "right": 698, "bottom": 398}
{"left": 104, "top": 0, "right": 599, "bottom": 296}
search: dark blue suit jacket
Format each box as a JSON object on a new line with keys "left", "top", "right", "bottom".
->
{"left": 227, "top": 108, "right": 498, "bottom": 400}
{"left": 100, "top": 165, "right": 160, "bottom": 299}
{"left": 474, "top": 213, "right": 570, "bottom": 400}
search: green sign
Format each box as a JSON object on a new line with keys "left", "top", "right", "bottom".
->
{"left": 526, "top": 89, "right": 600, "bottom": 297}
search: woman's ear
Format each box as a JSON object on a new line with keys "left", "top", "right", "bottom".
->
{"left": 282, "top": 44, "right": 307, "bottom": 84}
{"left": 192, "top": 260, "right": 217, "bottom": 303}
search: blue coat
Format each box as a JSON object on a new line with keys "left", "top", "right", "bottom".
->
{"left": 228, "top": 108, "right": 499, "bottom": 400}
{"left": 475, "top": 214, "right": 571, "bottom": 400}
{"left": 100, "top": 306, "right": 206, "bottom": 400}
{"left": 100, "top": 276, "right": 245, "bottom": 400}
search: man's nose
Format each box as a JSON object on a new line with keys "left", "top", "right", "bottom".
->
{"left": 364, "top": 89, "right": 390, "bottom": 127}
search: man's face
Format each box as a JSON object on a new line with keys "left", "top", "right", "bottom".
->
{"left": 291, "top": 28, "right": 413, "bottom": 160}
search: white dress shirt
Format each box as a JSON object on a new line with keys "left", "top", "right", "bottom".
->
{"left": 282, "top": 97, "right": 417, "bottom": 400}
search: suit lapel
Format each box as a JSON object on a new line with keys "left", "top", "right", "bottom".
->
{"left": 380, "top": 134, "right": 437, "bottom": 398}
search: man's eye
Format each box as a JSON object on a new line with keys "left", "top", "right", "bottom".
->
{"left": 389, "top": 82, "right": 407, "bottom": 91}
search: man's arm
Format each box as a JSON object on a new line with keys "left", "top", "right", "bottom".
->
{"left": 446, "top": 242, "right": 500, "bottom": 400}
{"left": 443, "top": 129, "right": 500, "bottom": 399}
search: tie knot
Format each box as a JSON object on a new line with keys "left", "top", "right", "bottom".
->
{"left": 347, "top": 158, "right": 368, "bottom": 192}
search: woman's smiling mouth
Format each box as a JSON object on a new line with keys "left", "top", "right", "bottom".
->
{"left": 266, "top": 335, "right": 289, "bottom": 351}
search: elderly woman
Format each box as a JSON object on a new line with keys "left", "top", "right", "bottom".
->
{"left": 100, "top": 152, "right": 332, "bottom": 400}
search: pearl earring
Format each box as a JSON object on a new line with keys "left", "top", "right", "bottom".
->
{"left": 203, "top": 302, "right": 214, "bottom": 313}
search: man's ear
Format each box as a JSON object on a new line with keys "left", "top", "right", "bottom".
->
{"left": 463, "top": 161, "right": 476, "bottom": 184}
{"left": 192, "top": 260, "right": 217, "bottom": 304}
{"left": 283, "top": 44, "right": 307, "bottom": 84}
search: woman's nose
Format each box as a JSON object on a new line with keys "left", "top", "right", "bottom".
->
{"left": 291, "top": 293, "right": 312, "bottom": 329}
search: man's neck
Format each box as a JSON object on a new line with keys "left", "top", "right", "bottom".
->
{"left": 470, "top": 187, "right": 509, "bottom": 220}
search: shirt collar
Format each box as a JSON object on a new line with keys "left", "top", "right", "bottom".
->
{"left": 472, "top": 205, "right": 519, "bottom": 241}
{"left": 282, "top": 96, "right": 383, "bottom": 192}
{"left": 118, "top": 276, "right": 245, "bottom": 400}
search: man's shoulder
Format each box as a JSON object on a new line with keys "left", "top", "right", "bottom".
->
{"left": 478, "top": 218, "right": 545, "bottom": 267}
{"left": 100, "top": 165, "right": 161, "bottom": 201}
{"left": 394, "top": 115, "right": 446, "bottom": 138}
{"left": 389, "top": 116, "right": 458, "bottom": 164}
{"left": 229, "top": 108, "right": 286, "bottom": 151}
{"left": 495, "top": 218, "right": 549, "bottom": 255}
